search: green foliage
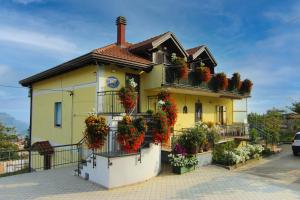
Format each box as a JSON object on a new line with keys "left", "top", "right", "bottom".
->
{"left": 248, "top": 111, "right": 282, "bottom": 146}
{"left": 146, "top": 110, "right": 154, "bottom": 115}
{"left": 212, "top": 141, "right": 236, "bottom": 165}
{"left": 206, "top": 129, "right": 221, "bottom": 147}
{"left": 178, "top": 128, "right": 204, "bottom": 154}
{"left": 0, "top": 122, "right": 19, "bottom": 160}
{"left": 249, "top": 128, "right": 259, "bottom": 144}
{"left": 290, "top": 102, "right": 300, "bottom": 114}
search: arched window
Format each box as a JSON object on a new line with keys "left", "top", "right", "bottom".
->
{"left": 183, "top": 106, "right": 188, "bottom": 114}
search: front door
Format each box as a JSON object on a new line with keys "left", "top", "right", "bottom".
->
{"left": 125, "top": 73, "right": 140, "bottom": 113}
{"left": 195, "top": 101, "right": 202, "bottom": 122}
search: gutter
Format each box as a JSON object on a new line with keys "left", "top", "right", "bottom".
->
{"left": 28, "top": 87, "right": 33, "bottom": 172}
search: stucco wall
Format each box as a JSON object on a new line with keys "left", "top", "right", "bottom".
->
{"left": 80, "top": 143, "right": 161, "bottom": 189}
{"left": 31, "top": 65, "right": 97, "bottom": 145}
{"left": 170, "top": 93, "right": 233, "bottom": 130}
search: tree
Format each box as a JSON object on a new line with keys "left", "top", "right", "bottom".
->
{"left": 263, "top": 110, "right": 281, "bottom": 146}
{"left": 248, "top": 111, "right": 282, "bottom": 146}
{"left": 290, "top": 102, "right": 300, "bottom": 114}
{"left": 0, "top": 122, "right": 19, "bottom": 160}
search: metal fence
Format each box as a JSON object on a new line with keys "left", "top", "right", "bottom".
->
{"left": 0, "top": 144, "right": 82, "bottom": 177}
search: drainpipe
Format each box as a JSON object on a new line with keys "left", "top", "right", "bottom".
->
{"left": 28, "top": 86, "right": 33, "bottom": 172}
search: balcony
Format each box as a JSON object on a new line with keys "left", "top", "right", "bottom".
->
{"left": 159, "top": 65, "right": 250, "bottom": 99}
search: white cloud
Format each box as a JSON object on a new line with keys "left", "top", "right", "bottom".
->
{"left": 0, "top": 27, "right": 79, "bottom": 53}
{"left": 264, "top": 3, "right": 300, "bottom": 24}
{"left": 12, "top": 0, "right": 43, "bottom": 5}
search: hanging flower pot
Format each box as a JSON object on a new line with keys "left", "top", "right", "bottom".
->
{"left": 152, "top": 111, "right": 171, "bottom": 144}
{"left": 157, "top": 91, "right": 178, "bottom": 127}
{"left": 84, "top": 114, "right": 109, "bottom": 149}
{"left": 240, "top": 79, "right": 253, "bottom": 94}
{"left": 213, "top": 72, "right": 229, "bottom": 91}
{"left": 117, "top": 115, "right": 146, "bottom": 153}
{"left": 119, "top": 79, "right": 138, "bottom": 114}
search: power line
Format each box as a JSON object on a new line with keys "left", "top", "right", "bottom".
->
{"left": 0, "top": 84, "right": 25, "bottom": 89}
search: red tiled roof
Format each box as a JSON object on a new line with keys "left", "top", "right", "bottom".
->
{"left": 186, "top": 45, "right": 205, "bottom": 56}
{"left": 92, "top": 43, "right": 152, "bottom": 65}
{"left": 32, "top": 141, "right": 54, "bottom": 155}
{"left": 129, "top": 32, "right": 170, "bottom": 51}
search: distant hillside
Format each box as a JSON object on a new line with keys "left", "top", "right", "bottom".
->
{"left": 0, "top": 113, "right": 28, "bottom": 136}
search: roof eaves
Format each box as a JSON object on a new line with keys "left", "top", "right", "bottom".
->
{"left": 19, "top": 53, "right": 154, "bottom": 87}
{"left": 19, "top": 53, "right": 93, "bottom": 87}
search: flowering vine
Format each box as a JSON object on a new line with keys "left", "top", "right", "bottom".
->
{"left": 119, "top": 78, "right": 138, "bottom": 114}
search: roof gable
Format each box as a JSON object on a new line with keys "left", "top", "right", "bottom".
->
{"left": 129, "top": 32, "right": 188, "bottom": 58}
{"left": 186, "top": 45, "right": 217, "bottom": 66}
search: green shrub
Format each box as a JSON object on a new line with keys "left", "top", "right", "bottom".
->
{"left": 249, "top": 128, "right": 259, "bottom": 144}
{"left": 212, "top": 141, "right": 236, "bottom": 165}
{"left": 178, "top": 128, "right": 204, "bottom": 154}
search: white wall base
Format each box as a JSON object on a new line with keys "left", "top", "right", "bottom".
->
{"left": 80, "top": 143, "right": 161, "bottom": 189}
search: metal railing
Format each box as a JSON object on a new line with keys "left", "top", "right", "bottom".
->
{"left": 165, "top": 123, "right": 249, "bottom": 151}
{"left": 97, "top": 91, "right": 138, "bottom": 116}
{"left": 161, "top": 65, "right": 246, "bottom": 97}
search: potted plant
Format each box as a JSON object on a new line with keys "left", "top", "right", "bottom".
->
{"left": 117, "top": 115, "right": 146, "bottom": 153}
{"left": 213, "top": 72, "right": 229, "bottom": 91}
{"left": 157, "top": 91, "right": 178, "bottom": 127}
{"left": 168, "top": 152, "right": 198, "bottom": 174}
{"left": 152, "top": 111, "right": 171, "bottom": 144}
{"left": 240, "top": 79, "right": 253, "bottom": 94}
{"left": 119, "top": 78, "right": 138, "bottom": 114}
{"left": 170, "top": 53, "right": 189, "bottom": 80}
{"left": 229, "top": 73, "right": 241, "bottom": 91}
{"left": 84, "top": 114, "right": 109, "bottom": 149}
{"left": 197, "top": 67, "right": 211, "bottom": 83}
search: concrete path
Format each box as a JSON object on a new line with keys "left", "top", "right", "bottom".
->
{"left": 0, "top": 145, "right": 299, "bottom": 200}
{"left": 236, "top": 144, "right": 300, "bottom": 187}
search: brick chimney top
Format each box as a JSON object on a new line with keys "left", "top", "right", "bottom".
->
{"left": 116, "top": 16, "right": 126, "bottom": 47}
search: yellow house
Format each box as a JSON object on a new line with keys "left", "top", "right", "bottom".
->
{"left": 20, "top": 16, "right": 250, "bottom": 148}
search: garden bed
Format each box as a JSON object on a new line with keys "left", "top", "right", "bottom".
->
{"left": 214, "top": 156, "right": 262, "bottom": 170}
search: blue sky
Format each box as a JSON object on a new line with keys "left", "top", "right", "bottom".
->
{"left": 0, "top": 0, "right": 299, "bottom": 123}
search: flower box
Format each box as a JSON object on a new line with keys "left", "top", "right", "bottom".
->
{"left": 172, "top": 165, "right": 196, "bottom": 174}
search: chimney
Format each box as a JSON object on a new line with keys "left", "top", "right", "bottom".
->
{"left": 116, "top": 16, "right": 127, "bottom": 47}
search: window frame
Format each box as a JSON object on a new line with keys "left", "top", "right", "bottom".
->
{"left": 54, "top": 102, "right": 62, "bottom": 128}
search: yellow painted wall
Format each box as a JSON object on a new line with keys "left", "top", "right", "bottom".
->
{"left": 168, "top": 93, "right": 233, "bottom": 130}
{"left": 31, "top": 62, "right": 235, "bottom": 146}
{"left": 31, "top": 65, "right": 97, "bottom": 145}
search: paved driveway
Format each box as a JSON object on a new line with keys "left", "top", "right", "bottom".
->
{"left": 0, "top": 145, "right": 299, "bottom": 200}
{"left": 237, "top": 144, "right": 300, "bottom": 187}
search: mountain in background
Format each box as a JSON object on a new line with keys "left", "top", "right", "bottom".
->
{"left": 0, "top": 112, "right": 28, "bottom": 136}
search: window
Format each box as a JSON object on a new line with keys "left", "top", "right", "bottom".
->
{"left": 216, "top": 106, "right": 226, "bottom": 125}
{"left": 195, "top": 102, "right": 202, "bottom": 122}
{"left": 183, "top": 106, "right": 188, "bottom": 114}
{"left": 54, "top": 102, "right": 62, "bottom": 127}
